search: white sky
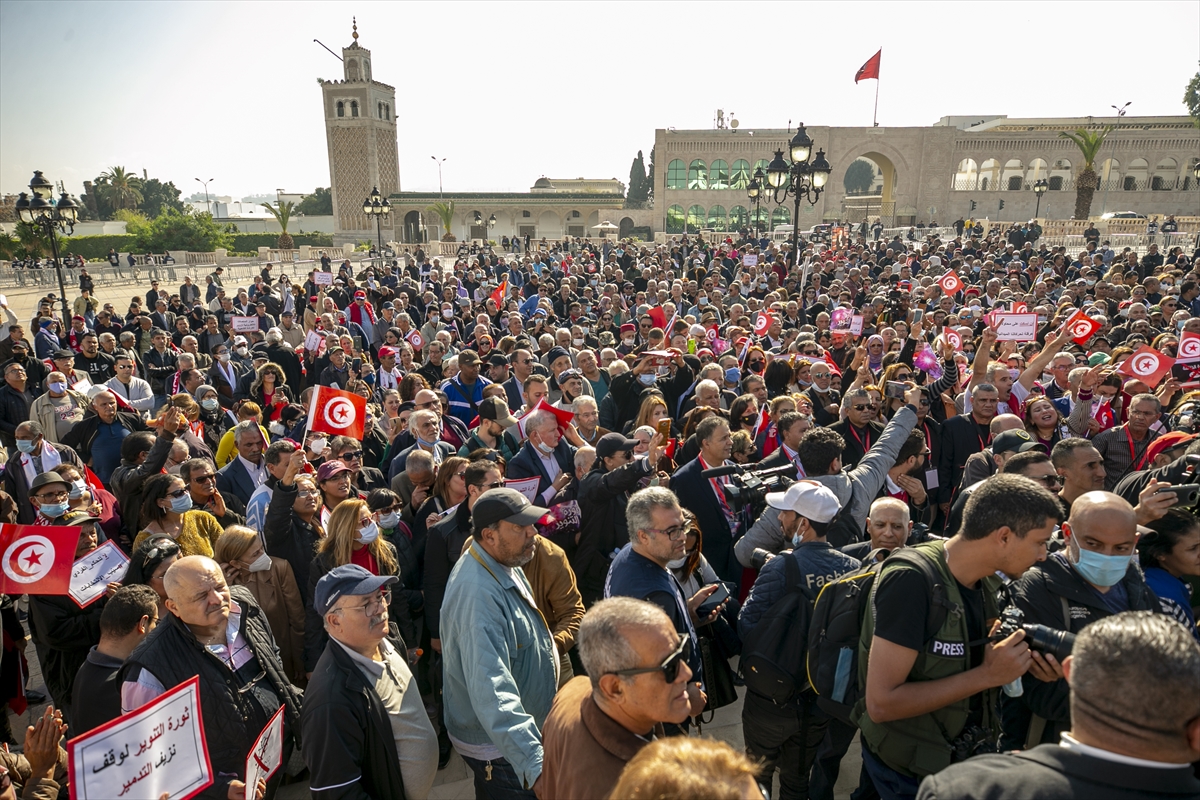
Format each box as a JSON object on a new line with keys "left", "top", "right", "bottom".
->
{"left": 2, "top": 0, "right": 1197, "bottom": 201}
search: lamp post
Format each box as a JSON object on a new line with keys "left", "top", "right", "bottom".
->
{"left": 1100, "top": 101, "right": 1130, "bottom": 216}
{"left": 764, "top": 123, "right": 832, "bottom": 269}
{"left": 430, "top": 156, "right": 446, "bottom": 201}
{"left": 1033, "top": 178, "right": 1048, "bottom": 219}
{"left": 362, "top": 186, "right": 391, "bottom": 259}
{"left": 747, "top": 168, "right": 763, "bottom": 238}
{"left": 194, "top": 177, "right": 214, "bottom": 215}
{"left": 15, "top": 171, "right": 78, "bottom": 322}
{"left": 488, "top": 213, "right": 497, "bottom": 244}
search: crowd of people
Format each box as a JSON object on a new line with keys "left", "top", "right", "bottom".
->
{"left": 0, "top": 220, "right": 1197, "bottom": 800}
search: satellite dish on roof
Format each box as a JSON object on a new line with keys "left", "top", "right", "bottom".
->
{"left": 730, "top": 119, "right": 739, "bottom": 129}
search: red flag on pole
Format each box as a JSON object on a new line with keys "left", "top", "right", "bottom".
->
{"left": 855, "top": 49, "right": 881, "bottom": 83}
{"left": 647, "top": 307, "right": 667, "bottom": 331}
{"left": 0, "top": 524, "right": 82, "bottom": 595}
{"left": 306, "top": 385, "right": 368, "bottom": 440}
{"left": 489, "top": 280, "right": 508, "bottom": 307}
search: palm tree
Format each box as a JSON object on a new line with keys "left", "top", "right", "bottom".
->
{"left": 426, "top": 200, "right": 456, "bottom": 241}
{"left": 1059, "top": 126, "right": 1113, "bottom": 220}
{"left": 260, "top": 201, "right": 297, "bottom": 249}
{"left": 0, "top": 230, "right": 18, "bottom": 260}
{"left": 99, "top": 166, "right": 143, "bottom": 212}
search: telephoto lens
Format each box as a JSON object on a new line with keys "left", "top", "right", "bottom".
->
{"left": 750, "top": 548, "right": 774, "bottom": 570}
{"left": 1021, "top": 623, "right": 1076, "bottom": 663}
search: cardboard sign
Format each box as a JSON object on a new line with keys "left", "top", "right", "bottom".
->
{"left": 312, "top": 271, "right": 334, "bottom": 286}
{"left": 742, "top": 254, "right": 758, "bottom": 267}
{"left": 849, "top": 315, "right": 864, "bottom": 336}
{"left": 992, "top": 313, "right": 1038, "bottom": 341}
{"left": 67, "top": 676, "right": 212, "bottom": 800}
{"left": 505, "top": 476, "right": 540, "bottom": 503}
{"left": 70, "top": 540, "right": 130, "bottom": 608}
{"left": 244, "top": 707, "right": 285, "bottom": 800}
{"left": 303, "top": 330, "right": 323, "bottom": 353}
{"left": 231, "top": 316, "right": 259, "bottom": 333}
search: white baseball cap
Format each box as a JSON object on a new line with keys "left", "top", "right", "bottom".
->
{"left": 765, "top": 480, "right": 841, "bottom": 523}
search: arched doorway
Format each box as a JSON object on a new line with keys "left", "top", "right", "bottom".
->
{"left": 619, "top": 217, "right": 635, "bottom": 238}
{"left": 841, "top": 151, "right": 897, "bottom": 225}
{"left": 403, "top": 210, "right": 422, "bottom": 244}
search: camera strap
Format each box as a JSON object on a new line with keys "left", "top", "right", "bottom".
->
{"left": 1023, "top": 596, "right": 1072, "bottom": 749}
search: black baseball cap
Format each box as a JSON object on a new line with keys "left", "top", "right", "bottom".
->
{"left": 487, "top": 353, "right": 509, "bottom": 368}
{"left": 992, "top": 429, "right": 1047, "bottom": 456}
{"left": 478, "top": 396, "right": 518, "bottom": 428}
{"left": 472, "top": 488, "right": 548, "bottom": 535}
{"left": 596, "top": 432, "right": 640, "bottom": 460}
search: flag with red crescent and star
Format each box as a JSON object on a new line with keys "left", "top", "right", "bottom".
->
{"left": 306, "top": 385, "right": 368, "bottom": 440}
{"left": 0, "top": 524, "right": 82, "bottom": 595}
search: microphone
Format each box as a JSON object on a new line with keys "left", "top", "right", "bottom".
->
{"left": 700, "top": 464, "right": 744, "bottom": 479}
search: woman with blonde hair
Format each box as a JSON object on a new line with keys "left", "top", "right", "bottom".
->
{"left": 303, "top": 499, "right": 414, "bottom": 673}
{"left": 214, "top": 525, "right": 306, "bottom": 684}
{"left": 632, "top": 394, "right": 670, "bottom": 435}
{"left": 608, "top": 737, "right": 764, "bottom": 800}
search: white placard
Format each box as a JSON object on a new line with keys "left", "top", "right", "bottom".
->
{"left": 72, "top": 376, "right": 94, "bottom": 394}
{"left": 303, "top": 330, "right": 323, "bottom": 353}
{"left": 312, "top": 271, "right": 334, "bottom": 287}
{"left": 849, "top": 315, "right": 864, "bottom": 336}
{"left": 0, "top": 294, "right": 7, "bottom": 307}
{"left": 742, "top": 254, "right": 758, "bottom": 267}
{"left": 231, "top": 316, "right": 259, "bottom": 333}
{"left": 67, "top": 676, "right": 212, "bottom": 800}
{"left": 505, "top": 476, "right": 540, "bottom": 503}
{"left": 70, "top": 540, "right": 130, "bottom": 608}
{"left": 992, "top": 313, "right": 1038, "bottom": 342}
{"left": 244, "top": 707, "right": 284, "bottom": 800}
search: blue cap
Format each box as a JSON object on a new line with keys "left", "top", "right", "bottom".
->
{"left": 724, "top": 367, "right": 741, "bottom": 384}
{"left": 313, "top": 564, "right": 397, "bottom": 616}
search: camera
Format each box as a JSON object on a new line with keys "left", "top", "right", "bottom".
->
{"left": 993, "top": 606, "right": 1075, "bottom": 662}
{"left": 717, "top": 464, "right": 796, "bottom": 519}
{"left": 951, "top": 724, "right": 998, "bottom": 763}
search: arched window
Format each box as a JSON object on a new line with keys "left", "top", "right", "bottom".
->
{"left": 730, "top": 160, "right": 751, "bottom": 190}
{"left": 336, "top": 101, "right": 345, "bottom": 118}
{"left": 751, "top": 207, "right": 770, "bottom": 233}
{"left": 1152, "top": 158, "right": 1179, "bottom": 190}
{"left": 953, "top": 158, "right": 978, "bottom": 190}
{"left": 666, "top": 204, "right": 685, "bottom": 234}
{"left": 707, "top": 205, "right": 727, "bottom": 231}
{"left": 686, "top": 205, "right": 706, "bottom": 233}
{"left": 378, "top": 102, "right": 383, "bottom": 119}
{"left": 1002, "top": 159, "right": 1024, "bottom": 191}
{"left": 709, "top": 160, "right": 729, "bottom": 190}
{"left": 1048, "top": 157, "right": 1071, "bottom": 191}
{"left": 385, "top": 104, "right": 390, "bottom": 120}
{"left": 771, "top": 206, "right": 791, "bottom": 227}
{"left": 666, "top": 160, "right": 686, "bottom": 190}
{"left": 728, "top": 205, "right": 749, "bottom": 229}
{"left": 1125, "top": 158, "right": 1149, "bottom": 191}
{"left": 350, "top": 101, "right": 359, "bottom": 118}
{"left": 688, "top": 160, "right": 708, "bottom": 190}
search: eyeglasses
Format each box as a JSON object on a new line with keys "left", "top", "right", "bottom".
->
{"left": 338, "top": 450, "right": 363, "bottom": 461}
{"left": 297, "top": 488, "right": 322, "bottom": 498}
{"left": 414, "top": 401, "right": 437, "bottom": 410}
{"left": 36, "top": 490, "right": 69, "bottom": 502}
{"left": 167, "top": 487, "right": 188, "bottom": 499}
{"left": 645, "top": 524, "right": 687, "bottom": 540}
{"left": 608, "top": 635, "right": 692, "bottom": 683}
{"left": 193, "top": 473, "right": 216, "bottom": 483}
{"left": 1032, "top": 474, "right": 1063, "bottom": 487}
{"left": 333, "top": 589, "right": 392, "bottom": 616}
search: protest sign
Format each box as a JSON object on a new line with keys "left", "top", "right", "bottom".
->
{"left": 70, "top": 540, "right": 130, "bottom": 608}
{"left": 244, "top": 707, "right": 285, "bottom": 800}
{"left": 992, "top": 313, "right": 1038, "bottom": 341}
{"left": 505, "top": 477, "right": 540, "bottom": 503}
{"left": 849, "top": 315, "right": 864, "bottom": 336}
{"left": 68, "top": 676, "right": 212, "bottom": 800}
{"left": 0, "top": 524, "right": 82, "bottom": 596}
{"left": 312, "top": 271, "right": 333, "bottom": 286}
{"left": 742, "top": 253, "right": 758, "bottom": 267}
{"left": 231, "top": 316, "right": 259, "bottom": 333}
{"left": 303, "top": 330, "right": 323, "bottom": 353}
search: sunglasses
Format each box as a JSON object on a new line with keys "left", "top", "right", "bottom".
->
{"left": 852, "top": 404, "right": 879, "bottom": 411}
{"left": 609, "top": 635, "right": 692, "bottom": 683}
{"left": 167, "top": 488, "right": 189, "bottom": 499}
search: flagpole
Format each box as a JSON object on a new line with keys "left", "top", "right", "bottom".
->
{"left": 873, "top": 78, "right": 879, "bottom": 128}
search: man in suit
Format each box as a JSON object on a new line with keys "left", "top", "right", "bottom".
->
{"left": 828, "top": 388, "right": 885, "bottom": 471}
{"left": 938, "top": 383, "right": 1000, "bottom": 517}
{"left": 506, "top": 408, "right": 576, "bottom": 507}
{"left": 216, "top": 420, "right": 267, "bottom": 507}
{"left": 386, "top": 409, "right": 456, "bottom": 484}
{"left": 757, "top": 411, "right": 810, "bottom": 479}
{"left": 916, "top": 611, "right": 1200, "bottom": 800}
{"left": 672, "top": 415, "right": 743, "bottom": 586}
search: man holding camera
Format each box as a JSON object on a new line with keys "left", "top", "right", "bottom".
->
{"left": 854, "top": 474, "right": 1064, "bottom": 800}
{"left": 999, "top": 491, "right": 1161, "bottom": 751}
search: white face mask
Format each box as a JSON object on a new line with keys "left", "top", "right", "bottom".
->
{"left": 269, "top": 421, "right": 286, "bottom": 435}
{"left": 442, "top": 309, "right": 454, "bottom": 319}
{"left": 236, "top": 346, "right": 248, "bottom": 357}
{"left": 378, "top": 511, "right": 400, "bottom": 529}
{"left": 573, "top": 338, "right": 584, "bottom": 347}
{"left": 217, "top": 353, "right": 231, "bottom": 363}
{"left": 357, "top": 521, "right": 380, "bottom": 545}
{"left": 247, "top": 552, "right": 272, "bottom": 572}
{"left": 201, "top": 398, "right": 219, "bottom": 411}
{"left": 309, "top": 437, "right": 328, "bottom": 455}
{"left": 666, "top": 556, "right": 687, "bottom": 570}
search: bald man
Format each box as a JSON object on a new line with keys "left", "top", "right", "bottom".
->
{"left": 120, "top": 556, "right": 300, "bottom": 800}
{"left": 843, "top": 497, "right": 912, "bottom": 563}
{"left": 1001, "top": 491, "right": 1162, "bottom": 750}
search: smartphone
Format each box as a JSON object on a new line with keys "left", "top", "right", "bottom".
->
{"left": 885, "top": 381, "right": 908, "bottom": 399}
{"left": 696, "top": 584, "right": 730, "bottom": 618}
{"left": 657, "top": 418, "right": 672, "bottom": 440}
{"left": 1158, "top": 484, "right": 1200, "bottom": 506}
{"left": 913, "top": 309, "right": 924, "bottom": 323}
{"left": 352, "top": 357, "right": 362, "bottom": 373}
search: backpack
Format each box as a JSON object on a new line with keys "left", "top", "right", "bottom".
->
{"left": 739, "top": 554, "right": 812, "bottom": 705}
{"left": 806, "top": 547, "right": 957, "bottom": 725}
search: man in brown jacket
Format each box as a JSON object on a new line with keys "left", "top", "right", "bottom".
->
{"left": 537, "top": 597, "right": 695, "bottom": 800}
{"left": 522, "top": 535, "right": 585, "bottom": 686}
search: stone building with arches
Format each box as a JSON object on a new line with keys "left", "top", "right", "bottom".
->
{"left": 654, "top": 114, "right": 1198, "bottom": 233}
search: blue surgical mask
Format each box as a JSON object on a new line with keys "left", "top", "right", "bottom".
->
{"left": 69, "top": 479, "right": 87, "bottom": 499}
{"left": 378, "top": 511, "right": 400, "bottom": 529}
{"left": 16, "top": 439, "right": 37, "bottom": 454}
{"left": 357, "top": 521, "right": 380, "bottom": 545}
{"left": 39, "top": 501, "right": 69, "bottom": 518}
{"left": 48, "top": 382, "right": 67, "bottom": 394}
{"left": 417, "top": 435, "right": 439, "bottom": 448}
{"left": 536, "top": 440, "right": 555, "bottom": 455}
{"left": 201, "top": 398, "right": 219, "bottom": 411}
{"left": 170, "top": 493, "right": 194, "bottom": 514}
{"left": 638, "top": 373, "right": 656, "bottom": 386}
{"left": 1068, "top": 540, "right": 1131, "bottom": 588}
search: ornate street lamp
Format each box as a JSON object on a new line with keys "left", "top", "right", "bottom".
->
{"left": 763, "top": 123, "right": 832, "bottom": 269}
{"left": 1033, "top": 178, "right": 1048, "bottom": 219}
{"left": 747, "top": 167, "right": 765, "bottom": 237}
{"left": 15, "top": 171, "right": 78, "bottom": 321}
{"left": 362, "top": 186, "right": 391, "bottom": 256}
{"left": 488, "top": 213, "right": 497, "bottom": 242}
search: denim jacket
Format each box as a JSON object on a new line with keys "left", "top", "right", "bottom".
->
{"left": 441, "top": 542, "right": 558, "bottom": 788}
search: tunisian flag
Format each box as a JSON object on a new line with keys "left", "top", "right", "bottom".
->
{"left": 490, "top": 280, "right": 508, "bottom": 307}
{"left": 855, "top": 49, "right": 881, "bottom": 83}
{"left": 307, "top": 385, "right": 368, "bottom": 440}
{"left": 0, "top": 524, "right": 82, "bottom": 595}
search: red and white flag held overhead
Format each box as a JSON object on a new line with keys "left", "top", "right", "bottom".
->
{"left": 1177, "top": 331, "right": 1200, "bottom": 362}
{"left": 406, "top": 329, "right": 424, "bottom": 350}
{"left": 942, "top": 327, "right": 963, "bottom": 351}
{"left": 1117, "top": 346, "right": 1175, "bottom": 388}
{"left": 1064, "top": 309, "right": 1102, "bottom": 346}
{"left": 307, "top": 385, "right": 368, "bottom": 440}
{"left": 0, "top": 524, "right": 82, "bottom": 596}
{"left": 937, "top": 272, "right": 964, "bottom": 296}
{"left": 489, "top": 280, "right": 508, "bottom": 308}
{"left": 855, "top": 49, "right": 881, "bottom": 83}
{"left": 753, "top": 313, "right": 773, "bottom": 336}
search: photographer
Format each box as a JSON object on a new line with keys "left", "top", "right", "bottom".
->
{"left": 855, "top": 475, "right": 1064, "bottom": 800}
{"left": 999, "top": 491, "right": 1162, "bottom": 751}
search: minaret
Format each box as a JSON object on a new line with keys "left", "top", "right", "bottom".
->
{"left": 319, "top": 18, "right": 399, "bottom": 246}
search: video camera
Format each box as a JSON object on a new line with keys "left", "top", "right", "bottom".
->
{"left": 993, "top": 606, "right": 1075, "bottom": 662}
{"left": 699, "top": 463, "right": 796, "bottom": 520}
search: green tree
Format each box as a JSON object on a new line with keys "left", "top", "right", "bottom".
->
{"left": 843, "top": 159, "right": 877, "bottom": 195}
{"left": 1059, "top": 126, "right": 1113, "bottom": 219}
{"left": 99, "top": 166, "right": 143, "bottom": 212}
{"left": 296, "top": 187, "right": 333, "bottom": 216}
{"left": 647, "top": 147, "right": 656, "bottom": 202}
{"left": 114, "top": 209, "right": 150, "bottom": 235}
{"left": 138, "top": 178, "right": 185, "bottom": 218}
{"left": 260, "top": 201, "right": 297, "bottom": 249}
{"left": 626, "top": 151, "right": 649, "bottom": 208}
{"left": 0, "top": 230, "right": 18, "bottom": 260}
{"left": 1186, "top": 71, "right": 1200, "bottom": 128}
{"left": 426, "top": 200, "right": 456, "bottom": 241}
{"left": 13, "top": 221, "right": 65, "bottom": 258}
{"left": 133, "top": 207, "right": 232, "bottom": 252}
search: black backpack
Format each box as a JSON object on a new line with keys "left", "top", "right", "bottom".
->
{"left": 806, "top": 547, "right": 957, "bottom": 725}
{"left": 739, "top": 554, "right": 812, "bottom": 705}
